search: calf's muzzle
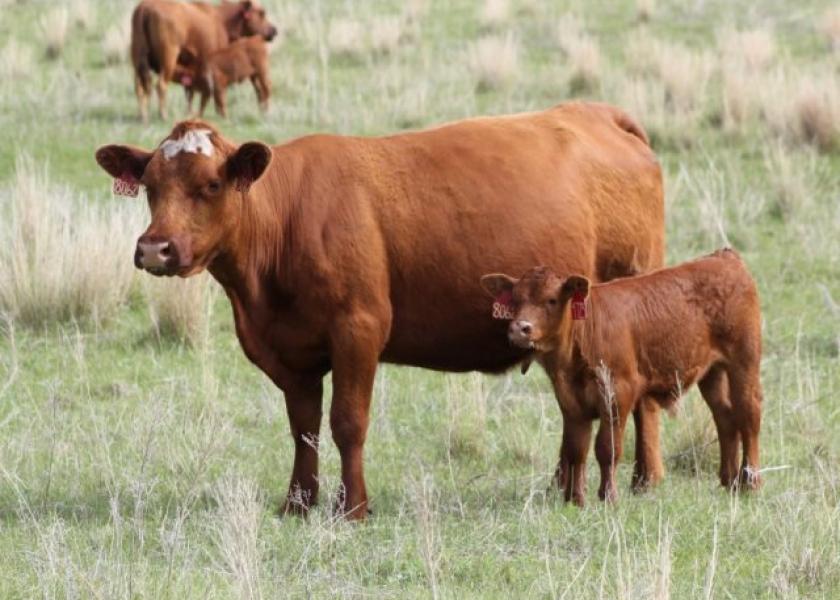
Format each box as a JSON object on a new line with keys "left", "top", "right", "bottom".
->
{"left": 509, "top": 319, "right": 535, "bottom": 349}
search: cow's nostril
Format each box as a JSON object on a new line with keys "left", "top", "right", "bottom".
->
{"left": 160, "top": 245, "right": 171, "bottom": 257}
{"left": 520, "top": 323, "right": 532, "bottom": 335}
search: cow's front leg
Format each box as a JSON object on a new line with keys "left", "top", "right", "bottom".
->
{"left": 329, "top": 312, "right": 387, "bottom": 520}
{"left": 280, "top": 375, "right": 324, "bottom": 516}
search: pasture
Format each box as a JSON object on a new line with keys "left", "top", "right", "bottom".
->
{"left": 1, "top": 0, "right": 839, "bottom": 597}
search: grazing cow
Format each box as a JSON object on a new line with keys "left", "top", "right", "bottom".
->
{"left": 94, "top": 102, "right": 664, "bottom": 520}
{"left": 480, "top": 249, "right": 763, "bottom": 506}
{"left": 173, "top": 36, "right": 270, "bottom": 117}
{"left": 130, "top": 0, "right": 276, "bottom": 122}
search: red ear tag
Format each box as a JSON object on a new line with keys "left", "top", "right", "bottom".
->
{"left": 492, "top": 290, "right": 515, "bottom": 320}
{"left": 571, "top": 291, "right": 587, "bottom": 320}
{"left": 235, "top": 176, "right": 254, "bottom": 192}
{"left": 113, "top": 172, "right": 139, "bottom": 197}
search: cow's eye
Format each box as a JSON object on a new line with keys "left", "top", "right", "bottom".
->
{"left": 547, "top": 298, "right": 558, "bottom": 307}
{"left": 206, "top": 180, "right": 222, "bottom": 194}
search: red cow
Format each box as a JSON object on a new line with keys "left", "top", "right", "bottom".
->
{"left": 94, "top": 102, "right": 664, "bottom": 519}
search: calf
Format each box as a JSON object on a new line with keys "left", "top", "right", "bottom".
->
{"left": 175, "top": 36, "right": 270, "bottom": 117}
{"left": 481, "top": 249, "right": 762, "bottom": 505}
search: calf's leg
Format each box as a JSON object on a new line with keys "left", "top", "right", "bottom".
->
{"left": 561, "top": 418, "right": 592, "bottom": 506}
{"left": 280, "top": 376, "right": 324, "bottom": 516}
{"left": 631, "top": 398, "right": 664, "bottom": 492}
{"left": 698, "top": 365, "right": 741, "bottom": 488}
{"left": 728, "top": 367, "right": 762, "bottom": 490}
{"left": 595, "top": 383, "right": 634, "bottom": 503}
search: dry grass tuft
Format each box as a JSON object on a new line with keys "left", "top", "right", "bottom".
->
{"left": 763, "top": 143, "right": 815, "bottom": 221}
{"left": 479, "top": 0, "right": 511, "bottom": 30}
{"left": 102, "top": 16, "right": 131, "bottom": 65}
{"left": 468, "top": 33, "right": 520, "bottom": 91}
{"left": 763, "top": 72, "right": 840, "bottom": 152}
{"left": 817, "top": 7, "right": 840, "bottom": 53}
{"left": 556, "top": 16, "right": 601, "bottom": 92}
{"left": 71, "top": 0, "right": 95, "bottom": 30}
{"left": 719, "top": 28, "right": 776, "bottom": 71}
{"left": 0, "top": 157, "right": 140, "bottom": 326}
{"left": 636, "top": 0, "right": 656, "bottom": 23}
{"left": 144, "top": 274, "right": 216, "bottom": 347}
{"left": 39, "top": 7, "right": 70, "bottom": 59}
{"left": 209, "top": 476, "right": 264, "bottom": 600}
{"left": 791, "top": 78, "right": 840, "bottom": 151}
{"left": 370, "top": 16, "right": 403, "bottom": 55}
{"left": 0, "top": 38, "right": 34, "bottom": 79}
{"left": 328, "top": 18, "right": 365, "bottom": 59}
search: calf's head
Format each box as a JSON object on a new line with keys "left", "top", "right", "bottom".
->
{"left": 95, "top": 121, "right": 272, "bottom": 277}
{"left": 481, "top": 267, "right": 591, "bottom": 352}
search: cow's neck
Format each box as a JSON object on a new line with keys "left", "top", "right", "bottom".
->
{"left": 210, "top": 165, "right": 302, "bottom": 308}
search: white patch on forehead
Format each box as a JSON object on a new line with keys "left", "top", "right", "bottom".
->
{"left": 160, "top": 129, "right": 214, "bottom": 160}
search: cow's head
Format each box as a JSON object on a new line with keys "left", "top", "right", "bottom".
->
{"left": 481, "top": 267, "right": 591, "bottom": 352}
{"left": 228, "top": 1, "right": 277, "bottom": 42}
{"left": 95, "top": 121, "right": 272, "bottom": 277}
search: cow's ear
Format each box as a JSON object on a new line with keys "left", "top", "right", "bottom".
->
{"left": 559, "top": 275, "right": 590, "bottom": 302}
{"left": 481, "top": 273, "right": 517, "bottom": 298}
{"left": 95, "top": 145, "right": 152, "bottom": 181}
{"left": 225, "top": 141, "right": 272, "bottom": 192}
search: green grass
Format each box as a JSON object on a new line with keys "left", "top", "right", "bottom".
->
{"left": 1, "top": 0, "right": 840, "bottom": 597}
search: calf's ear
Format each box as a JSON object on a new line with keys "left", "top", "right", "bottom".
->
{"left": 225, "top": 141, "right": 272, "bottom": 192}
{"left": 95, "top": 145, "right": 152, "bottom": 181}
{"left": 480, "top": 273, "right": 517, "bottom": 298}
{"left": 559, "top": 275, "right": 590, "bottom": 301}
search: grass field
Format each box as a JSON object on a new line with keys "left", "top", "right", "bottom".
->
{"left": 1, "top": 0, "right": 840, "bottom": 597}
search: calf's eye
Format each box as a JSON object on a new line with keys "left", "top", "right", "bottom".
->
{"left": 547, "top": 298, "right": 558, "bottom": 307}
{"left": 207, "top": 180, "right": 221, "bottom": 193}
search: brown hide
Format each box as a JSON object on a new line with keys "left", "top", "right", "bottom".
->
{"left": 497, "top": 249, "right": 763, "bottom": 505}
{"left": 95, "top": 102, "right": 664, "bottom": 519}
{"left": 130, "top": 0, "right": 276, "bottom": 122}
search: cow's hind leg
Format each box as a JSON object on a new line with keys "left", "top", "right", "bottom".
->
{"left": 631, "top": 397, "right": 664, "bottom": 493}
{"left": 279, "top": 375, "right": 324, "bottom": 516}
{"left": 698, "top": 365, "right": 740, "bottom": 489}
{"left": 134, "top": 66, "right": 153, "bottom": 124}
{"left": 155, "top": 46, "right": 178, "bottom": 120}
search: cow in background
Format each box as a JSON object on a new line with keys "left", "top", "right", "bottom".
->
{"left": 481, "top": 249, "right": 763, "bottom": 505}
{"left": 94, "top": 102, "right": 664, "bottom": 520}
{"left": 130, "top": 0, "right": 276, "bottom": 122}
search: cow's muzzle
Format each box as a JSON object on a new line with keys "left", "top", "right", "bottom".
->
{"left": 135, "top": 236, "right": 180, "bottom": 276}
{"left": 509, "top": 319, "right": 536, "bottom": 349}
{"left": 264, "top": 26, "right": 278, "bottom": 41}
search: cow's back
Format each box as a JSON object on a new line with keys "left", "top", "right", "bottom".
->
{"left": 272, "top": 103, "right": 662, "bottom": 372}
